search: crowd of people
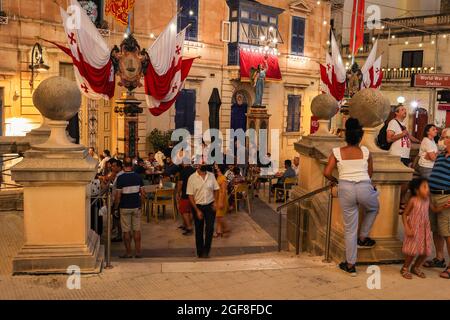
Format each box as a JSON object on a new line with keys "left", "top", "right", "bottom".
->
{"left": 88, "top": 144, "right": 301, "bottom": 260}
{"left": 324, "top": 113, "right": 450, "bottom": 280}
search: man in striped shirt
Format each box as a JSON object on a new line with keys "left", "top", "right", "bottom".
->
{"left": 114, "top": 157, "right": 146, "bottom": 259}
{"left": 425, "top": 128, "right": 450, "bottom": 279}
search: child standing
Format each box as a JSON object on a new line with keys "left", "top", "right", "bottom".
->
{"left": 401, "top": 178, "right": 450, "bottom": 279}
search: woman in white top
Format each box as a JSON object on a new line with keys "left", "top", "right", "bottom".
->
{"left": 324, "top": 118, "right": 380, "bottom": 276}
{"left": 417, "top": 124, "right": 439, "bottom": 179}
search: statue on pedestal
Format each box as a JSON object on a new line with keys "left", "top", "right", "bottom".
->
{"left": 346, "top": 62, "right": 363, "bottom": 98}
{"left": 251, "top": 57, "right": 268, "bottom": 107}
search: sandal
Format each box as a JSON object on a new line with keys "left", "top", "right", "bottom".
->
{"left": 411, "top": 267, "right": 426, "bottom": 278}
{"left": 423, "top": 258, "right": 446, "bottom": 268}
{"left": 439, "top": 268, "right": 450, "bottom": 279}
{"left": 400, "top": 266, "right": 413, "bottom": 279}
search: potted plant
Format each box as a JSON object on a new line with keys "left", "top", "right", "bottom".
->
{"left": 147, "top": 129, "right": 173, "bottom": 153}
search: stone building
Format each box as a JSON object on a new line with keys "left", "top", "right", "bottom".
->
{"left": 0, "top": 0, "right": 331, "bottom": 163}
{"left": 331, "top": 0, "right": 450, "bottom": 136}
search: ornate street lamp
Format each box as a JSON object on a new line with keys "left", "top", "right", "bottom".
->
{"left": 29, "top": 42, "right": 50, "bottom": 89}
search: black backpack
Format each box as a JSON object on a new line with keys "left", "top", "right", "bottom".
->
{"left": 376, "top": 119, "right": 403, "bottom": 151}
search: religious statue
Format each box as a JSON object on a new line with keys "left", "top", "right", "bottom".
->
{"left": 230, "top": 93, "right": 248, "bottom": 131}
{"left": 250, "top": 57, "right": 268, "bottom": 107}
{"left": 346, "top": 62, "right": 363, "bottom": 98}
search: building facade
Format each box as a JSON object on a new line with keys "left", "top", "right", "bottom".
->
{"left": 330, "top": 0, "right": 450, "bottom": 135}
{"left": 0, "top": 0, "right": 330, "bottom": 163}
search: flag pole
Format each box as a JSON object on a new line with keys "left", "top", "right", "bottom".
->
{"left": 351, "top": 0, "right": 359, "bottom": 66}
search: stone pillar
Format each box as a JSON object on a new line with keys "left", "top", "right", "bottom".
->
{"left": 348, "top": 89, "right": 413, "bottom": 262}
{"left": 11, "top": 76, "right": 102, "bottom": 275}
{"left": 290, "top": 90, "right": 413, "bottom": 263}
{"left": 246, "top": 106, "right": 271, "bottom": 150}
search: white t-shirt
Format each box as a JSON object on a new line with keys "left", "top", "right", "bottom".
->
{"left": 186, "top": 171, "right": 220, "bottom": 205}
{"left": 387, "top": 119, "right": 411, "bottom": 159}
{"left": 418, "top": 137, "right": 438, "bottom": 168}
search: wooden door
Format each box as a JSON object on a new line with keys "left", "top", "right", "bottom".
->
{"left": 413, "top": 107, "right": 428, "bottom": 139}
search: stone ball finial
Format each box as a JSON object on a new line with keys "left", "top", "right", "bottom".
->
{"left": 32, "top": 76, "right": 81, "bottom": 121}
{"left": 349, "top": 88, "right": 391, "bottom": 128}
{"left": 311, "top": 94, "right": 339, "bottom": 120}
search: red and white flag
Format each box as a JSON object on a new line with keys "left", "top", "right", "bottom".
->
{"left": 144, "top": 17, "right": 196, "bottom": 116}
{"left": 47, "top": 0, "right": 115, "bottom": 100}
{"left": 320, "top": 33, "right": 346, "bottom": 102}
{"left": 361, "top": 40, "right": 383, "bottom": 89}
{"left": 350, "top": 0, "right": 365, "bottom": 56}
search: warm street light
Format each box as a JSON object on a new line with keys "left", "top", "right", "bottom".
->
{"left": 29, "top": 42, "right": 49, "bottom": 89}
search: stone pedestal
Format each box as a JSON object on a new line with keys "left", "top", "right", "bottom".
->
{"left": 25, "top": 116, "right": 51, "bottom": 145}
{"left": 10, "top": 76, "right": 103, "bottom": 275}
{"left": 289, "top": 89, "right": 413, "bottom": 264}
{"left": 246, "top": 106, "right": 271, "bottom": 149}
{"left": 11, "top": 147, "right": 102, "bottom": 274}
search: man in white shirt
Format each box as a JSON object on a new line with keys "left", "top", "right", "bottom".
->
{"left": 187, "top": 165, "right": 220, "bottom": 258}
{"left": 387, "top": 105, "right": 420, "bottom": 209}
{"left": 293, "top": 156, "right": 300, "bottom": 176}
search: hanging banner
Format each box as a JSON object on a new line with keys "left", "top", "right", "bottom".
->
{"left": 105, "top": 0, "right": 136, "bottom": 26}
{"left": 239, "top": 49, "right": 282, "bottom": 81}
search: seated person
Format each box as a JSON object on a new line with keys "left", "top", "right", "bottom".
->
{"left": 292, "top": 156, "right": 300, "bottom": 176}
{"left": 162, "top": 156, "right": 180, "bottom": 178}
{"left": 271, "top": 160, "right": 297, "bottom": 202}
{"left": 229, "top": 167, "right": 246, "bottom": 207}
{"left": 133, "top": 158, "right": 147, "bottom": 175}
{"left": 224, "top": 164, "right": 235, "bottom": 183}
{"left": 145, "top": 152, "right": 159, "bottom": 168}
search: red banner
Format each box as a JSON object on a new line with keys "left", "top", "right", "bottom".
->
{"left": 350, "top": 0, "right": 365, "bottom": 55}
{"left": 105, "top": 0, "right": 135, "bottom": 26}
{"left": 239, "top": 49, "right": 282, "bottom": 81}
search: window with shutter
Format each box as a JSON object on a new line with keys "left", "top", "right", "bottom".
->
{"left": 286, "top": 95, "right": 301, "bottom": 132}
{"left": 178, "top": 0, "right": 199, "bottom": 41}
{"left": 291, "top": 16, "right": 305, "bottom": 56}
{"left": 175, "top": 89, "right": 196, "bottom": 135}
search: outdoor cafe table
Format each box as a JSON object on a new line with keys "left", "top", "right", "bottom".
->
{"left": 258, "top": 174, "right": 278, "bottom": 203}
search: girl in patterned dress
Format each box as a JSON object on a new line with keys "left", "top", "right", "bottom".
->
{"left": 401, "top": 178, "right": 450, "bottom": 279}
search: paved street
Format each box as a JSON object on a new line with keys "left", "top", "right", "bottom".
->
{"left": 1, "top": 209, "right": 449, "bottom": 300}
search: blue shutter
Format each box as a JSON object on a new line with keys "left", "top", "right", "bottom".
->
{"left": 291, "top": 17, "right": 305, "bottom": 56}
{"left": 175, "top": 89, "right": 196, "bottom": 135}
{"left": 178, "top": 0, "right": 198, "bottom": 41}
{"left": 286, "top": 95, "right": 301, "bottom": 132}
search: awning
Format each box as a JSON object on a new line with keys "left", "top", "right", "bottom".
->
{"left": 239, "top": 49, "right": 282, "bottom": 81}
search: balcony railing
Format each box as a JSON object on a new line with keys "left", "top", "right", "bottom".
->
{"left": 382, "top": 66, "right": 436, "bottom": 80}
{"left": 341, "top": 43, "right": 372, "bottom": 56}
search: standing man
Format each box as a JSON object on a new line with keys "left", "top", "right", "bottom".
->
{"left": 114, "top": 157, "right": 146, "bottom": 259}
{"left": 177, "top": 163, "right": 196, "bottom": 235}
{"left": 187, "top": 164, "right": 220, "bottom": 258}
{"left": 424, "top": 128, "right": 450, "bottom": 279}
{"left": 386, "top": 105, "right": 420, "bottom": 211}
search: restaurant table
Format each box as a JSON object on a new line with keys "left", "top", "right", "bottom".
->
{"left": 258, "top": 174, "right": 278, "bottom": 203}
{"left": 145, "top": 171, "right": 163, "bottom": 184}
{"left": 143, "top": 184, "right": 177, "bottom": 221}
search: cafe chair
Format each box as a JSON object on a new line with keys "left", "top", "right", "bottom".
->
{"left": 232, "top": 183, "right": 252, "bottom": 215}
{"left": 274, "top": 177, "right": 297, "bottom": 203}
{"left": 147, "top": 188, "right": 177, "bottom": 223}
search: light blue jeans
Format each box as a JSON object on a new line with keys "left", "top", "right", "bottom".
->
{"left": 338, "top": 180, "right": 380, "bottom": 265}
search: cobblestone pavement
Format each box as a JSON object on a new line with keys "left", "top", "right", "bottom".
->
{"left": 1, "top": 210, "right": 449, "bottom": 300}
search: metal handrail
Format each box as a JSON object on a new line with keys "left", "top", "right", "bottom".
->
{"left": 276, "top": 184, "right": 334, "bottom": 262}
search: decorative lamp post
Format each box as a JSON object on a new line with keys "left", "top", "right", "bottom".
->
{"left": 111, "top": 34, "right": 149, "bottom": 158}
{"left": 29, "top": 43, "right": 50, "bottom": 90}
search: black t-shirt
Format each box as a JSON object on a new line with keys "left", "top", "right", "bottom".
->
{"left": 179, "top": 166, "right": 196, "bottom": 199}
{"left": 116, "top": 172, "right": 144, "bottom": 209}
{"left": 163, "top": 163, "right": 180, "bottom": 177}
{"left": 133, "top": 165, "right": 146, "bottom": 175}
